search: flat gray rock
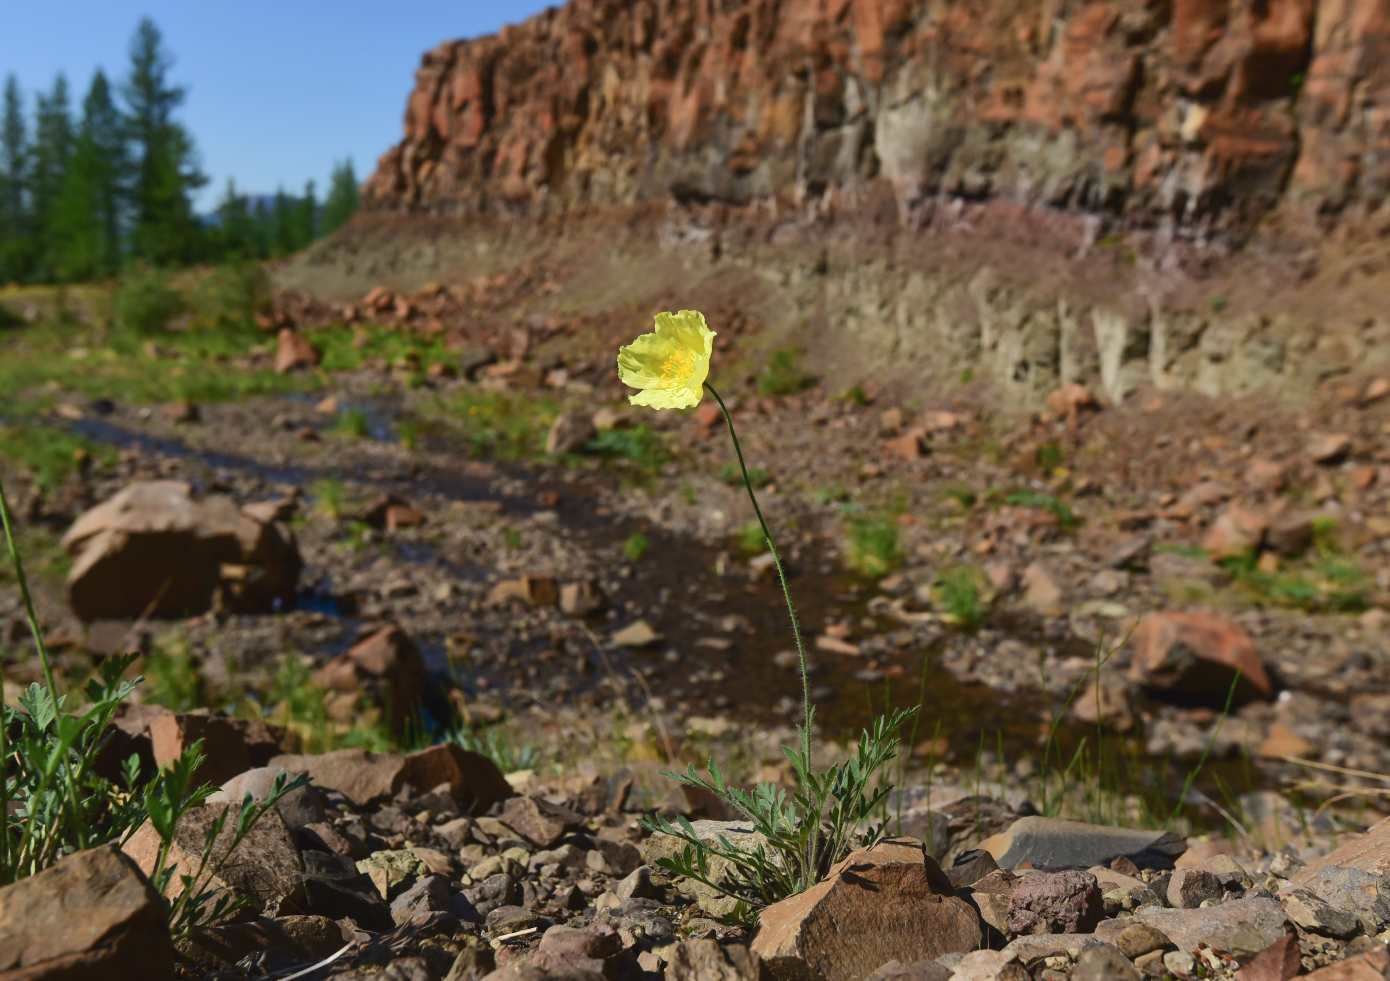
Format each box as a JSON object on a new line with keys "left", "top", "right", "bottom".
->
{"left": 981, "top": 817, "right": 1185, "bottom": 870}
{"left": 1093, "top": 897, "right": 1292, "bottom": 956}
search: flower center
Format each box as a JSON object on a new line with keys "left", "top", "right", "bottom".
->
{"left": 659, "top": 348, "right": 696, "bottom": 390}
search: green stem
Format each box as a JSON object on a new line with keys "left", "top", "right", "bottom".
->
{"left": 703, "top": 383, "right": 819, "bottom": 865}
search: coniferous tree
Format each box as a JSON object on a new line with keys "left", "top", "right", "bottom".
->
{"left": 296, "top": 179, "right": 317, "bottom": 249}
{"left": 29, "top": 74, "right": 73, "bottom": 281}
{"left": 0, "top": 75, "right": 29, "bottom": 281}
{"left": 321, "top": 158, "right": 358, "bottom": 236}
{"left": 52, "top": 70, "right": 126, "bottom": 281}
{"left": 123, "top": 17, "right": 205, "bottom": 265}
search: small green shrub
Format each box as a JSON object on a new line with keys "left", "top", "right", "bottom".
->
{"left": 587, "top": 425, "right": 666, "bottom": 472}
{"left": 312, "top": 475, "right": 344, "bottom": 520}
{"left": 846, "top": 516, "right": 898, "bottom": 577}
{"left": 944, "top": 484, "right": 976, "bottom": 511}
{"left": 740, "top": 522, "right": 767, "bottom": 552}
{"left": 115, "top": 264, "right": 184, "bottom": 334}
{"left": 1006, "top": 491, "right": 1078, "bottom": 531}
{"left": 758, "top": 346, "right": 812, "bottom": 397}
{"left": 192, "top": 261, "right": 270, "bottom": 331}
{"left": 0, "top": 476, "right": 304, "bottom": 940}
{"left": 937, "top": 567, "right": 985, "bottom": 629}
{"left": 445, "top": 721, "right": 541, "bottom": 774}
{"left": 1036, "top": 442, "right": 1065, "bottom": 476}
{"left": 335, "top": 408, "right": 369, "bottom": 438}
{"left": 623, "top": 532, "right": 651, "bottom": 561}
{"left": 641, "top": 707, "right": 916, "bottom": 916}
{"left": 398, "top": 419, "right": 420, "bottom": 451}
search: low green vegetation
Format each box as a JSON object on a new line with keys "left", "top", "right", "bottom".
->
{"left": 936, "top": 566, "right": 986, "bottom": 629}
{"left": 719, "top": 462, "right": 770, "bottom": 488}
{"left": 334, "top": 407, "right": 369, "bottom": 438}
{"left": 845, "top": 514, "right": 899, "bottom": 577}
{"left": 758, "top": 345, "right": 813, "bottom": 397}
{"left": 1006, "top": 491, "right": 1079, "bottom": 531}
{"left": 623, "top": 532, "right": 651, "bottom": 561}
{"left": 0, "top": 476, "right": 303, "bottom": 940}
{"left": 586, "top": 424, "right": 666, "bottom": 473}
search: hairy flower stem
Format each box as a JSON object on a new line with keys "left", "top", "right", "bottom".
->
{"left": 703, "top": 383, "right": 820, "bottom": 869}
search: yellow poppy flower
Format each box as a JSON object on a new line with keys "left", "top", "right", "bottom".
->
{"left": 616, "top": 309, "right": 716, "bottom": 409}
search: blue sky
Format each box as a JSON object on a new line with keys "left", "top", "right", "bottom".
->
{"left": 0, "top": 1, "right": 553, "bottom": 211}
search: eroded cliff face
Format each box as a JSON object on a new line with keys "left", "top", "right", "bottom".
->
{"left": 361, "top": 0, "right": 1390, "bottom": 237}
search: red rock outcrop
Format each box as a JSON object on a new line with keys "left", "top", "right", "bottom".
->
{"left": 362, "top": 0, "right": 1390, "bottom": 236}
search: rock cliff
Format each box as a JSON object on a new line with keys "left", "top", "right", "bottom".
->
{"left": 361, "top": 0, "right": 1390, "bottom": 238}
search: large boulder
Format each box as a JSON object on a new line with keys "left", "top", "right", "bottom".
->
{"left": 750, "top": 839, "right": 982, "bottom": 981}
{"left": 60, "top": 482, "right": 301, "bottom": 622}
{"left": 1128, "top": 612, "right": 1272, "bottom": 704}
{"left": 0, "top": 844, "right": 176, "bottom": 980}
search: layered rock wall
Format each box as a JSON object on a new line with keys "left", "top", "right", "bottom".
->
{"left": 362, "top": 0, "right": 1390, "bottom": 237}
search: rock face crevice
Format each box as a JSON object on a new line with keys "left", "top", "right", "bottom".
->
{"left": 362, "top": 0, "right": 1389, "bottom": 238}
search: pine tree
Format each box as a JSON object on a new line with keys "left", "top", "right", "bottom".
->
{"left": 123, "top": 17, "right": 205, "bottom": 265}
{"left": 321, "top": 159, "right": 358, "bottom": 236}
{"left": 29, "top": 74, "right": 74, "bottom": 281}
{"left": 0, "top": 75, "right": 29, "bottom": 282}
{"left": 51, "top": 70, "right": 126, "bottom": 281}
{"left": 296, "top": 179, "right": 317, "bottom": 250}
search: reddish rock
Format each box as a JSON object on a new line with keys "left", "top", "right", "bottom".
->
{"left": 1307, "top": 432, "right": 1352, "bottom": 464}
{"left": 159, "top": 401, "right": 199, "bottom": 423}
{"left": 361, "top": 0, "right": 1380, "bottom": 238}
{"left": 1128, "top": 611, "right": 1272, "bottom": 704}
{"left": 0, "top": 844, "right": 176, "bottom": 981}
{"left": 1006, "top": 870, "right": 1105, "bottom": 935}
{"left": 267, "top": 748, "right": 406, "bottom": 807}
{"left": 399, "top": 743, "right": 512, "bottom": 814}
{"left": 501, "top": 795, "right": 583, "bottom": 847}
{"left": 1299, "top": 953, "right": 1390, "bottom": 981}
{"left": 1203, "top": 505, "right": 1270, "bottom": 558}
{"left": 1071, "top": 680, "right": 1135, "bottom": 732}
{"left": 545, "top": 412, "right": 596, "bottom": 455}
{"left": 1244, "top": 459, "right": 1287, "bottom": 494}
{"left": 1294, "top": 815, "right": 1390, "bottom": 882}
{"left": 311, "top": 626, "right": 428, "bottom": 737}
{"left": 666, "top": 938, "right": 766, "bottom": 980}
{"left": 150, "top": 713, "right": 257, "bottom": 788}
{"left": 884, "top": 429, "right": 926, "bottom": 461}
{"left": 1045, "top": 383, "right": 1096, "bottom": 426}
{"left": 274, "top": 328, "right": 321, "bottom": 374}
{"left": 750, "top": 839, "right": 981, "bottom": 981}
{"left": 60, "top": 481, "right": 301, "bottom": 622}
{"left": 1235, "top": 934, "right": 1302, "bottom": 981}
{"left": 384, "top": 504, "right": 426, "bottom": 531}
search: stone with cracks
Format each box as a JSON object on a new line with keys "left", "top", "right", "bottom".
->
{"left": 1308, "top": 866, "right": 1390, "bottom": 933}
{"left": 980, "top": 816, "right": 1186, "bottom": 870}
{"left": 1279, "top": 887, "right": 1360, "bottom": 938}
{"left": 999, "top": 935, "right": 1112, "bottom": 971}
{"left": 645, "top": 819, "right": 777, "bottom": 917}
{"left": 750, "top": 839, "right": 982, "bottom": 981}
{"left": 1006, "top": 870, "right": 1104, "bottom": 935}
{"left": 123, "top": 803, "right": 305, "bottom": 919}
{"left": 0, "top": 844, "right": 176, "bottom": 981}
{"left": 1116, "top": 923, "right": 1173, "bottom": 959}
{"left": 60, "top": 480, "right": 301, "bottom": 622}
{"left": 1128, "top": 611, "right": 1272, "bottom": 704}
